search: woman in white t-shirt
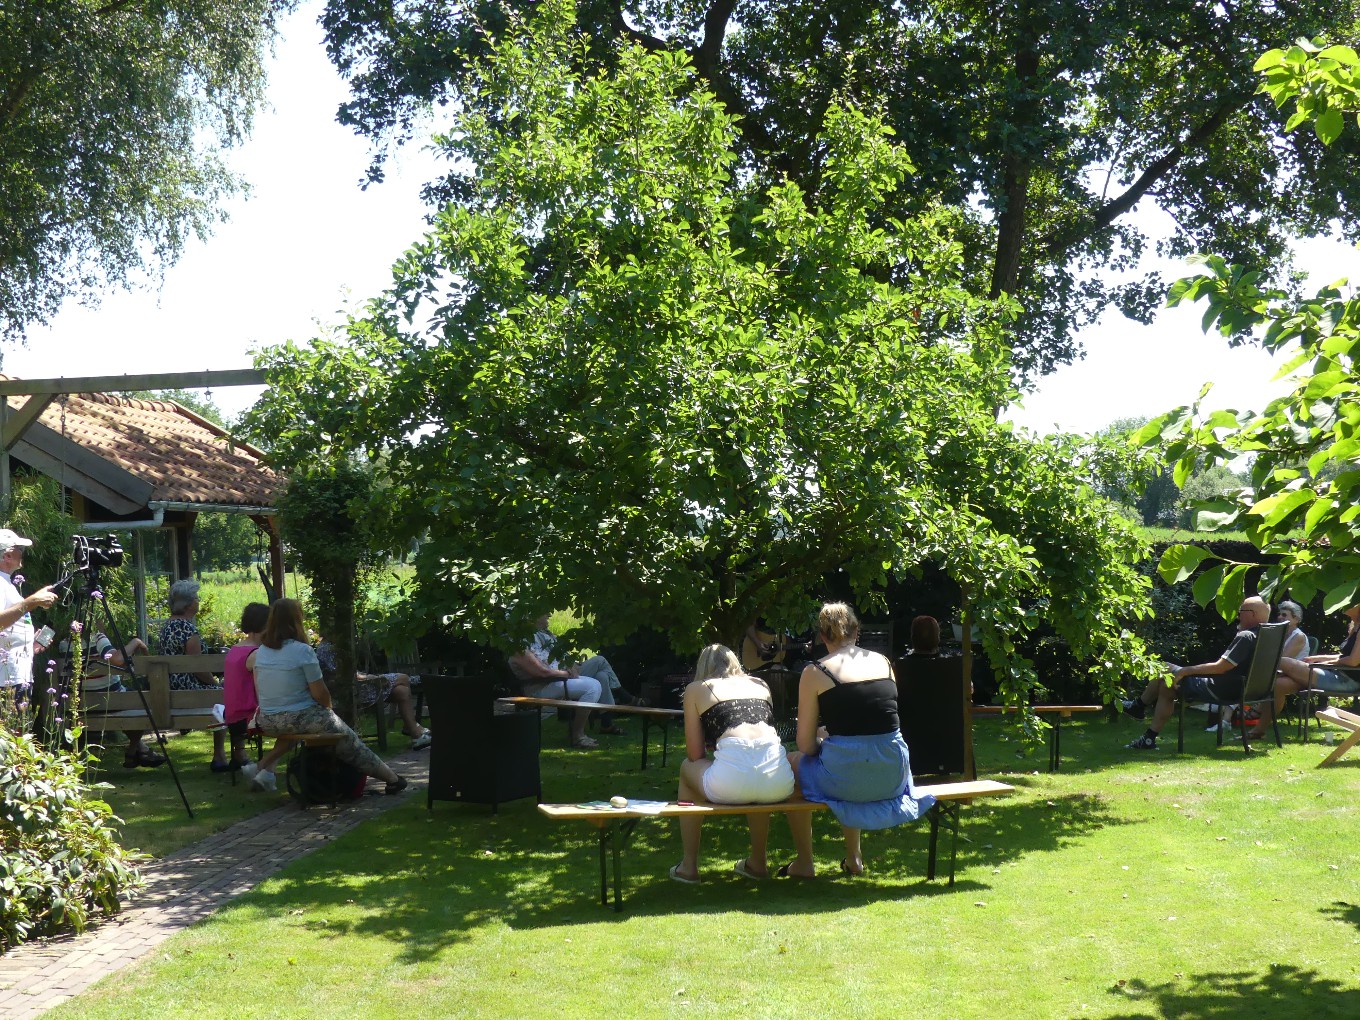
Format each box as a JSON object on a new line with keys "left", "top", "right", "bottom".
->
{"left": 246, "top": 599, "right": 407, "bottom": 795}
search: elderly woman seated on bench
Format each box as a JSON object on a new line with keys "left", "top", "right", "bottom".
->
{"left": 669, "top": 644, "right": 811, "bottom": 884}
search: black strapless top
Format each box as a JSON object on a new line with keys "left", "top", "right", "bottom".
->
{"left": 699, "top": 697, "right": 775, "bottom": 746}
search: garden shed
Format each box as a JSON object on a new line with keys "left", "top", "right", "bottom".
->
{"left": 0, "top": 372, "right": 282, "bottom": 635}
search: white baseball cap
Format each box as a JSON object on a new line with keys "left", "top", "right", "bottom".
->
{"left": 0, "top": 529, "right": 33, "bottom": 549}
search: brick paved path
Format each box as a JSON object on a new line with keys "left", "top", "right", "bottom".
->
{"left": 0, "top": 747, "right": 429, "bottom": 1020}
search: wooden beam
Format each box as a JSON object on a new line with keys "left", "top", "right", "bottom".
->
{"left": 0, "top": 369, "right": 266, "bottom": 397}
{"left": 9, "top": 416, "right": 156, "bottom": 515}
{"left": 9, "top": 437, "right": 147, "bottom": 516}
{"left": 1, "top": 394, "right": 57, "bottom": 449}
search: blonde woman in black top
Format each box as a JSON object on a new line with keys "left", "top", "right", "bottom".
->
{"left": 670, "top": 644, "right": 810, "bottom": 883}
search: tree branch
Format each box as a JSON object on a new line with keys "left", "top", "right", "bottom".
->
{"left": 1041, "top": 92, "right": 1254, "bottom": 259}
{"left": 608, "top": 1, "right": 667, "bottom": 52}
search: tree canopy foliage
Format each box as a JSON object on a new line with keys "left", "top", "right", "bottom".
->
{"left": 249, "top": 2, "right": 1158, "bottom": 706}
{"left": 1144, "top": 41, "right": 1360, "bottom": 617}
{"left": 0, "top": 0, "right": 291, "bottom": 343}
{"left": 319, "top": 0, "right": 1360, "bottom": 382}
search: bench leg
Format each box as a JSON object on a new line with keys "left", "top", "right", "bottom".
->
{"left": 596, "top": 819, "right": 642, "bottom": 912}
{"left": 1048, "top": 720, "right": 1059, "bottom": 772}
{"left": 661, "top": 722, "right": 670, "bottom": 768}
{"left": 640, "top": 717, "right": 651, "bottom": 771}
{"left": 926, "top": 801, "right": 963, "bottom": 885}
{"left": 927, "top": 805, "right": 940, "bottom": 880}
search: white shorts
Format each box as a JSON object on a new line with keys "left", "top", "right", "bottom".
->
{"left": 701, "top": 735, "right": 795, "bottom": 804}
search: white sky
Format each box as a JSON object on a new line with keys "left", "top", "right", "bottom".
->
{"left": 8, "top": 1, "right": 1359, "bottom": 432}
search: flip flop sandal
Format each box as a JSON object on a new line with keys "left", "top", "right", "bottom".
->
{"left": 668, "top": 864, "right": 700, "bottom": 885}
{"left": 733, "top": 859, "right": 769, "bottom": 880}
{"left": 776, "top": 860, "right": 816, "bottom": 880}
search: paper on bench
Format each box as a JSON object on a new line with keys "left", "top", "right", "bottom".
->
{"left": 574, "top": 799, "right": 670, "bottom": 814}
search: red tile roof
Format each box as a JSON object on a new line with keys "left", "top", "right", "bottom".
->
{"left": 15, "top": 390, "right": 279, "bottom": 509}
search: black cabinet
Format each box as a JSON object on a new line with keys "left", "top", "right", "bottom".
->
{"left": 422, "top": 674, "right": 541, "bottom": 812}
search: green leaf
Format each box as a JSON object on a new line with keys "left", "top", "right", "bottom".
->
{"left": 1253, "top": 50, "right": 1287, "bottom": 71}
{"left": 1158, "top": 544, "right": 1213, "bottom": 584}
{"left": 1323, "top": 578, "right": 1360, "bottom": 613}
{"left": 1217, "top": 563, "right": 1249, "bottom": 620}
{"left": 1192, "top": 564, "right": 1226, "bottom": 607}
{"left": 1316, "top": 108, "right": 1345, "bottom": 145}
{"left": 1319, "top": 45, "right": 1360, "bottom": 66}
{"left": 1303, "top": 496, "right": 1337, "bottom": 537}
{"left": 1248, "top": 488, "right": 1313, "bottom": 526}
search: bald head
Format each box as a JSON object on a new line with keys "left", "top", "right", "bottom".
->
{"left": 1239, "top": 596, "right": 1270, "bottom": 627}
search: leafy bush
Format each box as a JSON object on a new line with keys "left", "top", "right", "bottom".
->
{"left": 0, "top": 724, "right": 142, "bottom": 952}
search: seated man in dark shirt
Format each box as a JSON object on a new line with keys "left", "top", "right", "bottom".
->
{"left": 1120, "top": 596, "right": 1269, "bottom": 750}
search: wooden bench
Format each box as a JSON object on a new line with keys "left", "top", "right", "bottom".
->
{"left": 81, "top": 653, "right": 227, "bottom": 734}
{"left": 971, "top": 705, "right": 1102, "bottom": 771}
{"left": 497, "top": 696, "right": 683, "bottom": 769}
{"left": 540, "top": 778, "right": 1015, "bottom": 911}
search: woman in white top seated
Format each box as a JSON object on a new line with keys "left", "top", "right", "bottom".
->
{"left": 246, "top": 599, "right": 408, "bottom": 795}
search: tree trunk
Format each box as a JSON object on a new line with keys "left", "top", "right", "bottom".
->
{"left": 987, "top": 42, "right": 1040, "bottom": 302}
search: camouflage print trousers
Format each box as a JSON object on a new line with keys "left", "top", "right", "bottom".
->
{"left": 257, "top": 703, "right": 390, "bottom": 780}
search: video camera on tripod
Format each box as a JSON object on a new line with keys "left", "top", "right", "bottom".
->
{"left": 51, "top": 534, "right": 124, "bottom": 595}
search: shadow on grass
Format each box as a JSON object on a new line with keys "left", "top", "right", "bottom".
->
{"left": 1104, "top": 963, "right": 1356, "bottom": 1019}
{"left": 217, "top": 784, "right": 1128, "bottom": 964}
{"left": 1321, "top": 899, "right": 1360, "bottom": 932}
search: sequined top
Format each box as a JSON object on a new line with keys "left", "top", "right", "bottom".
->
{"left": 698, "top": 697, "right": 776, "bottom": 746}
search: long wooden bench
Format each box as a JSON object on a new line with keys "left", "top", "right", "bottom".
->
{"left": 971, "top": 704, "right": 1102, "bottom": 772}
{"left": 540, "top": 778, "right": 1015, "bottom": 911}
{"left": 497, "top": 696, "right": 683, "bottom": 769}
{"left": 81, "top": 653, "right": 226, "bottom": 735}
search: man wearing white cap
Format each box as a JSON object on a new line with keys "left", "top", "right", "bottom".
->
{"left": 0, "top": 529, "right": 59, "bottom": 690}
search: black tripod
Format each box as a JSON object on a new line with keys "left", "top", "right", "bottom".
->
{"left": 45, "top": 563, "right": 197, "bottom": 819}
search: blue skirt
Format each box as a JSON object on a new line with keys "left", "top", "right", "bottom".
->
{"left": 798, "top": 732, "right": 936, "bottom": 830}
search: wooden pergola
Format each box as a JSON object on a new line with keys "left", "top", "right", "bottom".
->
{"left": 0, "top": 371, "right": 282, "bottom": 635}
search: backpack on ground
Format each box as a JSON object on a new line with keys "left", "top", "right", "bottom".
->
{"left": 285, "top": 744, "right": 366, "bottom": 806}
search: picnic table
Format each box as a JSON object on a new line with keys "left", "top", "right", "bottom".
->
{"left": 540, "top": 779, "right": 1015, "bottom": 911}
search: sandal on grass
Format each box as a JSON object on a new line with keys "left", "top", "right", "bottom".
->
{"left": 668, "top": 864, "right": 700, "bottom": 885}
{"left": 776, "top": 860, "right": 816, "bottom": 880}
{"left": 733, "top": 859, "right": 768, "bottom": 880}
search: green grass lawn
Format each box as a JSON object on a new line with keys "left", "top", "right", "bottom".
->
{"left": 51, "top": 713, "right": 1360, "bottom": 1019}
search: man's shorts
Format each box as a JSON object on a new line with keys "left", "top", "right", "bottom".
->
{"left": 1179, "top": 674, "right": 1244, "bottom": 704}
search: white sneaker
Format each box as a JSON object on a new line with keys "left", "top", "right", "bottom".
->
{"left": 572, "top": 735, "right": 599, "bottom": 749}
{"left": 1205, "top": 721, "right": 1224, "bottom": 732}
{"left": 410, "top": 730, "right": 432, "bottom": 750}
{"left": 240, "top": 761, "right": 259, "bottom": 781}
{"left": 250, "top": 769, "right": 277, "bottom": 793}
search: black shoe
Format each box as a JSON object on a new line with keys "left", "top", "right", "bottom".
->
{"left": 1126, "top": 733, "right": 1158, "bottom": 750}
{"left": 1121, "top": 698, "right": 1148, "bottom": 720}
{"left": 385, "top": 776, "right": 409, "bottom": 796}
